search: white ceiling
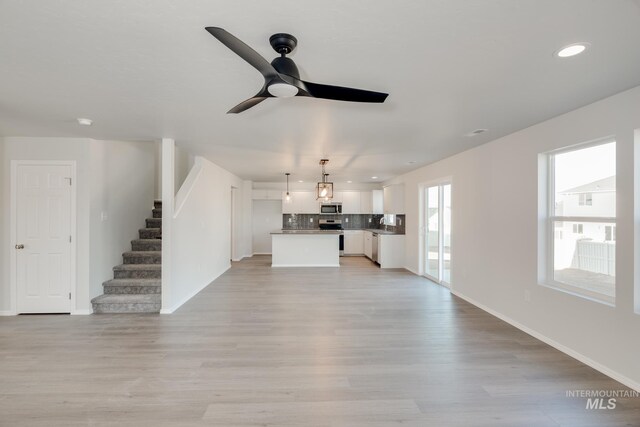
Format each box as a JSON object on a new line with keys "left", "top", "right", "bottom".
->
{"left": 1, "top": 1, "right": 640, "bottom": 183}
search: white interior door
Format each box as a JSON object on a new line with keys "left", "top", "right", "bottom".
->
{"left": 16, "top": 164, "right": 72, "bottom": 313}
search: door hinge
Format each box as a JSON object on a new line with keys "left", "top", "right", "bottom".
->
{"left": 69, "top": 235, "right": 72, "bottom": 243}
{"left": 68, "top": 292, "right": 71, "bottom": 300}
{"left": 64, "top": 177, "right": 72, "bottom": 186}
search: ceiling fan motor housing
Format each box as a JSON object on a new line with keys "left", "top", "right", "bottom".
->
{"left": 270, "top": 56, "right": 300, "bottom": 79}
{"left": 269, "top": 33, "right": 297, "bottom": 55}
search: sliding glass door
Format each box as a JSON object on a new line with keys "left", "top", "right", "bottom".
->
{"left": 424, "top": 183, "right": 451, "bottom": 287}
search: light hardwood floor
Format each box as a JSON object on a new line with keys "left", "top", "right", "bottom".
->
{"left": 1, "top": 256, "right": 638, "bottom": 426}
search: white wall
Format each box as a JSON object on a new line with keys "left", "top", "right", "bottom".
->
{"left": 161, "top": 142, "right": 250, "bottom": 313}
{"left": 88, "top": 140, "right": 156, "bottom": 301}
{"left": 0, "top": 138, "right": 7, "bottom": 314}
{"left": 174, "top": 144, "right": 194, "bottom": 195}
{"left": 388, "top": 85, "right": 640, "bottom": 389}
{"left": 252, "top": 200, "right": 282, "bottom": 254}
{"left": 0, "top": 137, "right": 156, "bottom": 314}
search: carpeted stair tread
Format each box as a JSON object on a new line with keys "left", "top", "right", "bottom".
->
{"left": 131, "top": 239, "right": 162, "bottom": 251}
{"left": 103, "top": 278, "right": 161, "bottom": 286}
{"left": 113, "top": 264, "right": 162, "bottom": 271}
{"left": 91, "top": 294, "right": 161, "bottom": 313}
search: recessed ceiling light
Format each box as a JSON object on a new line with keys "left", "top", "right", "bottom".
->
{"left": 298, "top": 180, "right": 303, "bottom": 183}
{"left": 347, "top": 180, "right": 352, "bottom": 183}
{"left": 407, "top": 161, "right": 416, "bottom": 165}
{"left": 77, "top": 118, "right": 93, "bottom": 126}
{"left": 371, "top": 176, "right": 378, "bottom": 179}
{"left": 555, "top": 43, "right": 589, "bottom": 58}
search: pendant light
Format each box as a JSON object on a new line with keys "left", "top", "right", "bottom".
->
{"left": 316, "top": 159, "right": 333, "bottom": 200}
{"left": 284, "top": 173, "right": 291, "bottom": 202}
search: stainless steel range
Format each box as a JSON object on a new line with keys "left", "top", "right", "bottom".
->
{"left": 319, "top": 219, "right": 344, "bottom": 256}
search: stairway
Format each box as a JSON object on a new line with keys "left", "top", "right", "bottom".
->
{"left": 91, "top": 200, "right": 162, "bottom": 314}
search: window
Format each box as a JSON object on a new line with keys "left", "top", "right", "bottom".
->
{"left": 383, "top": 214, "right": 396, "bottom": 226}
{"left": 545, "top": 140, "right": 616, "bottom": 304}
{"left": 605, "top": 225, "right": 616, "bottom": 242}
{"left": 578, "top": 193, "right": 593, "bottom": 206}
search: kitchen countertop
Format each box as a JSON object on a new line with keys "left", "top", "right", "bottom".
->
{"left": 276, "top": 229, "right": 404, "bottom": 235}
{"left": 362, "top": 229, "right": 404, "bottom": 235}
{"left": 271, "top": 230, "right": 344, "bottom": 235}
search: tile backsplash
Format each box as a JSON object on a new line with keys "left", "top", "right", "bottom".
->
{"left": 283, "top": 214, "right": 405, "bottom": 234}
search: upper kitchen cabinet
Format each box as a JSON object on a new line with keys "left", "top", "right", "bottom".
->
{"left": 252, "top": 189, "right": 282, "bottom": 200}
{"left": 359, "top": 191, "right": 372, "bottom": 214}
{"left": 356, "top": 190, "right": 382, "bottom": 214}
{"left": 341, "top": 192, "right": 361, "bottom": 214}
{"left": 383, "top": 184, "right": 404, "bottom": 214}
{"left": 372, "top": 190, "right": 384, "bottom": 214}
{"left": 282, "top": 191, "right": 319, "bottom": 214}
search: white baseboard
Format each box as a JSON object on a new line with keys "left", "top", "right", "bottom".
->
{"left": 161, "top": 265, "right": 231, "bottom": 314}
{"left": 450, "top": 289, "right": 640, "bottom": 393}
{"left": 404, "top": 266, "right": 420, "bottom": 276}
{"left": 252, "top": 252, "right": 272, "bottom": 255}
{"left": 271, "top": 264, "right": 340, "bottom": 268}
{"left": 0, "top": 310, "right": 17, "bottom": 316}
{"left": 232, "top": 254, "right": 254, "bottom": 262}
{"left": 71, "top": 309, "right": 92, "bottom": 315}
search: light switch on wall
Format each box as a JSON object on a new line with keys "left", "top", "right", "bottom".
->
{"left": 345, "top": 218, "right": 349, "bottom": 223}
{"left": 310, "top": 218, "right": 314, "bottom": 223}
{"left": 288, "top": 218, "right": 292, "bottom": 223}
{"left": 368, "top": 218, "right": 372, "bottom": 223}
{"left": 101, "top": 211, "right": 108, "bottom": 221}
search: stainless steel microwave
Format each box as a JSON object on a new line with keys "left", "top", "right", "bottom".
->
{"left": 320, "top": 203, "right": 342, "bottom": 214}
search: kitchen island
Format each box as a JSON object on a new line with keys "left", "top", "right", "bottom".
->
{"left": 271, "top": 230, "right": 342, "bottom": 267}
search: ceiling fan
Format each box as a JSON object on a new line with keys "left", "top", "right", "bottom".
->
{"left": 205, "top": 27, "right": 389, "bottom": 113}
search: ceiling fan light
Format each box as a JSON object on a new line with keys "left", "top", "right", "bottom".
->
{"left": 268, "top": 83, "right": 298, "bottom": 98}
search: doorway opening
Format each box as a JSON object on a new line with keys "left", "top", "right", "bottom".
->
{"left": 423, "top": 183, "right": 451, "bottom": 287}
{"left": 230, "top": 186, "right": 237, "bottom": 262}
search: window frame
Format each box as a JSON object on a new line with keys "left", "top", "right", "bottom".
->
{"left": 544, "top": 139, "right": 616, "bottom": 305}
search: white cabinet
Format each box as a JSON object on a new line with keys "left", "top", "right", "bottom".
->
{"left": 364, "top": 231, "right": 373, "bottom": 259}
{"left": 252, "top": 189, "right": 282, "bottom": 200}
{"left": 358, "top": 190, "right": 382, "bottom": 214}
{"left": 331, "top": 191, "right": 343, "bottom": 203}
{"left": 372, "top": 190, "right": 384, "bottom": 214}
{"left": 344, "top": 230, "right": 364, "bottom": 254}
{"left": 378, "top": 234, "right": 405, "bottom": 268}
{"left": 383, "top": 184, "right": 404, "bottom": 214}
{"left": 301, "top": 192, "right": 319, "bottom": 213}
{"left": 341, "top": 192, "right": 361, "bottom": 214}
{"left": 282, "top": 191, "right": 319, "bottom": 214}
{"left": 360, "top": 191, "right": 372, "bottom": 214}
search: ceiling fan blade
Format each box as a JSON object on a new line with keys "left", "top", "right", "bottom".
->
{"left": 227, "top": 95, "right": 269, "bottom": 114}
{"left": 301, "top": 80, "right": 388, "bottom": 103}
{"left": 205, "top": 27, "right": 279, "bottom": 79}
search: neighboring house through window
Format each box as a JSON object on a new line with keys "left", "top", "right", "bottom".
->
{"left": 543, "top": 140, "right": 616, "bottom": 304}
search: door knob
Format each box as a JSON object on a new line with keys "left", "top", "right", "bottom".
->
{"left": 15, "top": 244, "right": 24, "bottom": 249}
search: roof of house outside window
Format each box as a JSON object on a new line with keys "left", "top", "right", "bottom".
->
{"left": 561, "top": 176, "right": 615, "bottom": 195}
